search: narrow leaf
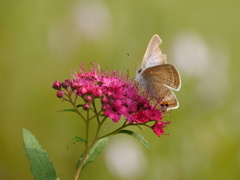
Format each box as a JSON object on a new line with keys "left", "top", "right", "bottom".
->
{"left": 76, "top": 104, "right": 83, "bottom": 108}
{"left": 68, "top": 136, "right": 87, "bottom": 150}
{"left": 118, "top": 130, "right": 150, "bottom": 151}
{"left": 57, "top": 108, "right": 76, "bottom": 112}
{"left": 22, "top": 129, "right": 57, "bottom": 180}
{"left": 72, "top": 136, "right": 87, "bottom": 143}
{"left": 76, "top": 138, "right": 109, "bottom": 170}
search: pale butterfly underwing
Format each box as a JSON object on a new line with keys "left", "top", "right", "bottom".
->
{"left": 135, "top": 34, "right": 181, "bottom": 109}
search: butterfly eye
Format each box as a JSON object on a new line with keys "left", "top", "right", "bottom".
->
{"left": 138, "top": 69, "right": 142, "bottom": 73}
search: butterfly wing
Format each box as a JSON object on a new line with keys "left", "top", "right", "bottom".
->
{"left": 137, "top": 34, "right": 181, "bottom": 109}
{"left": 145, "top": 79, "right": 179, "bottom": 109}
{"left": 142, "top": 64, "right": 181, "bottom": 91}
{"left": 141, "top": 34, "right": 167, "bottom": 70}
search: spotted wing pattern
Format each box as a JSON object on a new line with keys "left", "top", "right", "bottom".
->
{"left": 145, "top": 78, "right": 179, "bottom": 109}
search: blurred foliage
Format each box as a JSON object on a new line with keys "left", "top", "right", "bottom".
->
{"left": 1, "top": 0, "right": 240, "bottom": 179}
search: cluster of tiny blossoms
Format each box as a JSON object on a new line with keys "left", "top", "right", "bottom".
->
{"left": 52, "top": 63, "right": 170, "bottom": 137}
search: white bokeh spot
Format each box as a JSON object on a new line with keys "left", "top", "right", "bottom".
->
{"left": 74, "top": 0, "right": 112, "bottom": 39}
{"left": 171, "top": 31, "right": 210, "bottom": 78}
{"left": 171, "top": 30, "right": 230, "bottom": 109}
{"left": 105, "top": 136, "right": 147, "bottom": 179}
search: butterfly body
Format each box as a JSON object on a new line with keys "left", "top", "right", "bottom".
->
{"left": 136, "top": 34, "right": 181, "bottom": 109}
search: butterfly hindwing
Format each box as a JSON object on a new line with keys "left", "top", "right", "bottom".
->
{"left": 145, "top": 79, "right": 179, "bottom": 109}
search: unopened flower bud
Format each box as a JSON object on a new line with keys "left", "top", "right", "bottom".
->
{"left": 108, "top": 99, "right": 114, "bottom": 106}
{"left": 96, "top": 89, "right": 103, "bottom": 97}
{"left": 71, "top": 82, "right": 78, "bottom": 90}
{"left": 92, "top": 86, "right": 103, "bottom": 97}
{"left": 65, "top": 78, "right": 72, "bottom": 84}
{"left": 101, "top": 97, "right": 108, "bottom": 104}
{"left": 102, "top": 104, "right": 108, "bottom": 111}
{"left": 56, "top": 91, "right": 64, "bottom": 98}
{"left": 77, "top": 87, "right": 87, "bottom": 96}
{"left": 62, "top": 82, "right": 69, "bottom": 89}
{"left": 85, "top": 96, "right": 93, "bottom": 102}
{"left": 83, "top": 104, "right": 90, "bottom": 110}
{"left": 52, "top": 81, "right": 61, "bottom": 90}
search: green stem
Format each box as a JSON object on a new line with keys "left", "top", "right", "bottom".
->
{"left": 74, "top": 113, "right": 90, "bottom": 180}
{"left": 74, "top": 149, "right": 87, "bottom": 180}
{"left": 92, "top": 100, "right": 100, "bottom": 124}
{"left": 74, "top": 139, "right": 99, "bottom": 180}
{"left": 97, "top": 121, "right": 129, "bottom": 140}
{"left": 74, "top": 114, "right": 110, "bottom": 179}
{"left": 96, "top": 116, "right": 108, "bottom": 136}
{"left": 67, "top": 93, "right": 87, "bottom": 122}
{"left": 88, "top": 110, "right": 103, "bottom": 121}
{"left": 72, "top": 95, "right": 142, "bottom": 179}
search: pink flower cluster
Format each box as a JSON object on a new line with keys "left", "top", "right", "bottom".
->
{"left": 52, "top": 63, "right": 170, "bottom": 137}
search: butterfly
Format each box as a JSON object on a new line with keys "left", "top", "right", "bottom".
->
{"left": 135, "top": 34, "right": 181, "bottom": 109}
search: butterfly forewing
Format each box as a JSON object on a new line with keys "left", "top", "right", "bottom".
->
{"left": 141, "top": 34, "right": 167, "bottom": 70}
{"left": 141, "top": 64, "right": 181, "bottom": 91}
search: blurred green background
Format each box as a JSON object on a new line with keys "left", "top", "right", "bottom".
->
{"left": 1, "top": 0, "right": 240, "bottom": 179}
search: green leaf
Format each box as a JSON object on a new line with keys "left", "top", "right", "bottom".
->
{"left": 57, "top": 108, "right": 76, "bottom": 112}
{"left": 76, "top": 104, "right": 83, "bottom": 108}
{"left": 22, "top": 129, "right": 58, "bottom": 180}
{"left": 118, "top": 130, "right": 150, "bottom": 151}
{"left": 76, "top": 153, "right": 84, "bottom": 169}
{"left": 68, "top": 136, "right": 87, "bottom": 150}
{"left": 76, "top": 138, "right": 109, "bottom": 170}
{"left": 72, "top": 136, "right": 87, "bottom": 143}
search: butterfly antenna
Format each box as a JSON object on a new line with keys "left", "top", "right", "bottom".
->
{"left": 127, "top": 53, "right": 140, "bottom": 67}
